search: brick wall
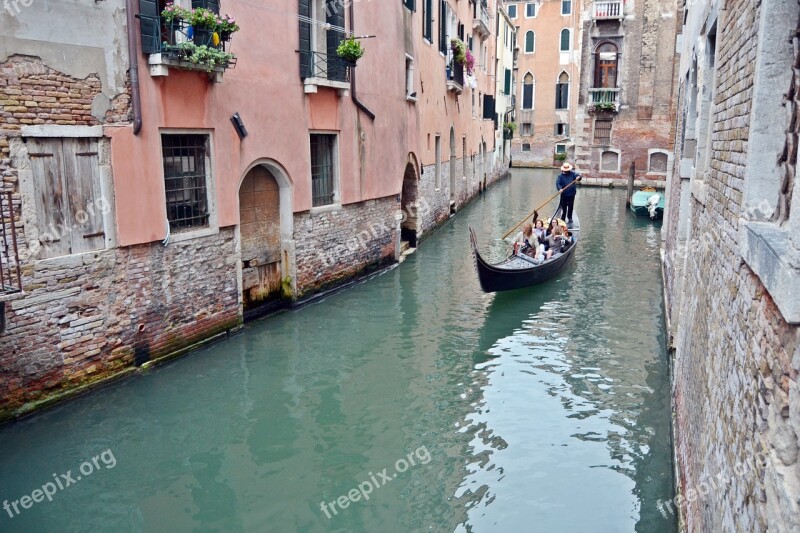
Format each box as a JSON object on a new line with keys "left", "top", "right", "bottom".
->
{"left": 0, "top": 229, "right": 241, "bottom": 421}
{"left": 664, "top": 0, "right": 800, "bottom": 529}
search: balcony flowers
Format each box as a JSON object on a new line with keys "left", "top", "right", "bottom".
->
{"left": 217, "top": 15, "right": 239, "bottom": 41}
{"left": 465, "top": 49, "right": 475, "bottom": 76}
{"left": 451, "top": 38, "right": 467, "bottom": 66}
{"left": 587, "top": 101, "right": 618, "bottom": 114}
{"left": 336, "top": 36, "right": 365, "bottom": 66}
{"left": 161, "top": 3, "right": 191, "bottom": 23}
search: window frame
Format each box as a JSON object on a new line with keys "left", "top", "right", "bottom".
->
{"left": 555, "top": 73, "right": 570, "bottom": 110}
{"left": 309, "top": 131, "right": 341, "bottom": 210}
{"left": 555, "top": 144, "right": 567, "bottom": 154}
{"left": 560, "top": 28, "right": 571, "bottom": 52}
{"left": 561, "top": 0, "right": 572, "bottom": 15}
{"left": 525, "top": 2, "right": 537, "bottom": 18}
{"left": 600, "top": 149, "right": 621, "bottom": 173}
{"left": 507, "top": 4, "right": 517, "bottom": 19}
{"left": 522, "top": 74, "right": 535, "bottom": 110}
{"left": 524, "top": 30, "right": 535, "bottom": 53}
{"left": 522, "top": 143, "right": 532, "bottom": 152}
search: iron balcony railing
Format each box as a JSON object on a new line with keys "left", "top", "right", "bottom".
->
{"left": 447, "top": 60, "right": 465, "bottom": 91}
{"left": 589, "top": 88, "right": 621, "bottom": 106}
{"left": 1, "top": 191, "right": 22, "bottom": 295}
{"left": 139, "top": 17, "right": 237, "bottom": 70}
{"left": 592, "top": 1, "right": 624, "bottom": 20}
{"left": 300, "top": 51, "right": 350, "bottom": 83}
{"left": 474, "top": 4, "right": 491, "bottom": 35}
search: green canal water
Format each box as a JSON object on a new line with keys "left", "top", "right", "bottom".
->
{"left": 0, "top": 169, "right": 676, "bottom": 532}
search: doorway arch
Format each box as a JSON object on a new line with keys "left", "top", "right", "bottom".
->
{"left": 400, "top": 153, "right": 420, "bottom": 247}
{"left": 238, "top": 160, "right": 294, "bottom": 318}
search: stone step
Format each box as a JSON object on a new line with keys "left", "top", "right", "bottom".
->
{"left": 400, "top": 241, "right": 410, "bottom": 254}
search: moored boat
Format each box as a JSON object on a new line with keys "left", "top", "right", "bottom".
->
{"left": 629, "top": 188, "right": 665, "bottom": 219}
{"left": 469, "top": 217, "right": 579, "bottom": 293}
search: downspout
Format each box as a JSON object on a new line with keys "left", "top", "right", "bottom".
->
{"left": 126, "top": 0, "right": 143, "bottom": 135}
{"left": 348, "top": 0, "right": 375, "bottom": 120}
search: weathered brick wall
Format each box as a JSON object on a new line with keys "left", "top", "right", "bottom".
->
{"left": 0, "top": 229, "right": 241, "bottom": 421}
{"left": 293, "top": 196, "right": 400, "bottom": 298}
{"left": 664, "top": 0, "right": 800, "bottom": 529}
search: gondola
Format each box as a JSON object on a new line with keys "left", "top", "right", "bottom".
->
{"left": 469, "top": 216, "right": 580, "bottom": 293}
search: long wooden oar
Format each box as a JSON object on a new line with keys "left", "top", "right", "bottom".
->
{"left": 502, "top": 177, "right": 580, "bottom": 239}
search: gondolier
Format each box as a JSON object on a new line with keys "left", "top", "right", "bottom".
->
{"left": 556, "top": 163, "right": 582, "bottom": 225}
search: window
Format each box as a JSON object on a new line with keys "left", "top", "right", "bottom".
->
{"left": 555, "top": 144, "right": 567, "bottom": 154}
{"left": 525, "top": 3, "right": 536, "bottom": 17}
{"left": 405, "top": 55, "right": 416, "bottom": 99}
{"left": 162, "top": 134, "right": 211, "bottom": 231}
{"left": 435, "top": 135, "right": 442, "bottom": 188}
{"left": 601, "top": 150, "right": 620, "bottom": 172}
{"left": 522, "top": 143, "right": 531, "bottom": 152}
{"left": 525, "top": 31, "right": 535, "bottom": 53}
{"left": 561, "top": 0, "right": 572, "bottom": 15}
{"left": 522, "top": 73, "right": 534, "bottom": 109}
{"left": 504, "top": 68, "right": 512, "bottom": 95}
{"left": 556, "top": 123, "right": 570, "bottom": 136}
{"left": 594, "top": 43, "right": 618, "bottom": 88}
{"left": 310, "top": 133, "right": 338, "bottom": 207}
{"left": 423, "top": 0, "right": 433, "bottom": 41}
{"left": 649, "top": 151, "right": 669, "bottom": 173}
{"left": 403, "top": 0, "right": 415, "bottom": 11}
{"left": 594, "top": 118, "right": 612, "bottom": 144}
{"left": 521, "top": 123, "right": 533, "bottom": 136}
{"left": 507, "top": 4, "right": 517, "bottom": 18}
{"left": 560, "top": 29, "right": 571, "bottom": 52}
{"left": 299, "top": 0, "right": 346, "bottom": 82}
{"left": 26, "top": 137, "right": 107, "bottom": 258}
{"left": 555, "top": 72, "right": 569, "bottom": 110}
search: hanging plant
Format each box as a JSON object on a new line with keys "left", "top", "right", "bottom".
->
{"left": 451, "top": 38, "right": 467, "bottom": 65}
{"left": 189, "top": 7, "right": 219, "bottom": 29}
{"left": 337, "top": 36, "right": 365, "bottom": 64}
{"left": 465, "top": 49, "right": 475, "bottom": 76}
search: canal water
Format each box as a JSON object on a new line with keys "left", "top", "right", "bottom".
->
{"left": 0, "top": 169, "right": 676, "bottom": 532}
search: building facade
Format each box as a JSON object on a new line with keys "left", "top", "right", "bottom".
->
{"left": 663, "top": 0, "right": 800, "bottom": 528}
{"left": 506, "top": 0, "right": 583, "bottom": 166}
{"left": 494, "top": 4, "right": 516, "bottom": 170}
{"left": 573, "top": 0, "right": 679, "bottom": 180}
{"left": 0, "top": 0, "right": 508, "bottom": 420}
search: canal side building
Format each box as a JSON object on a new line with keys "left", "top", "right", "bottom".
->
{"left": 663, "top": 0, "right": 800, "bottom": 528}
{"left": 572, "top": 0, "right": 679, "bottom": 180}
{"left": 506, "top": 0, "right": 584, "bottom": 167}
{"left": 0, "top": 0, "right": 507, "bottom": 420}
{"left": 494, "top": 4, "right": 516, "bottom": 171}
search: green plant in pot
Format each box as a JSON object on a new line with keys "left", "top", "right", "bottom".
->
{"left": 503, "top": 121, "right": 517, "bottom": 139}
{"left": 451, "top": 38, "right": 467, "bottom": 66}
{"left": 554, "top": 152, "right": 568, "bottom": 162}
{"left": 336, "top": 36, "right": 365, "bottom": 66}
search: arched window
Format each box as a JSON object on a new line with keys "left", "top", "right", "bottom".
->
{"left": 560, "top": 29, "right": 570, "bottom": 52}
{"left": 601, "top": 150, "right": 620, "bottom": 172}
{"left": 522, "top": 73, "right": 534, "bottom": 110}
{"left": 594, "top": 42, "right": 618, "bottom": 88}
{"left": 525, "top": 31, "right": 535, "bottom": 53}
{"left": 555, "top": 72, "right": 569, "bottom": 110}
{"left": 649, "top": 151, "right": 669, "bottom": 173}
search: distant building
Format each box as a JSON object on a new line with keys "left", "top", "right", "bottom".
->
{"left": 494, "top": 4, "right": 516, "bottom": 167}
{"left": 664, "top": 0, "right": 800, "bottom": 528}
{"left": 573, "top": 0, "right": 678, "bottom": 179}
{"left": 507, "top": 0, "right": 583, "bottom": 166}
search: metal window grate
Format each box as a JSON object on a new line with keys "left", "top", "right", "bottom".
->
{"left": 310, "top": 134, "right": 336, "bottom": 207}
{"left": 594, "top": 119, "right": 613, "bottom": 145}
{"left": 162, "top": 134, "right": 210, "bottom": 230}
{"left": 0, "top": 191, "right": 22, "bottom": 294}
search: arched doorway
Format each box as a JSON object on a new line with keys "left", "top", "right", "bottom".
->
{"left": 400, "top": 153, "right": 419, "bottom": 248}
{"left": 238, "top": 163, "right": 293, "bottom": 318}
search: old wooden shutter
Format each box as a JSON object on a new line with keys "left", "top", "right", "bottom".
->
{"left": 64, "top": 139, "right": 105, "bottom": 254}
{"left": 326, "top": 0, "right": 346, "bottom": 82}
{"left": 299, "top": 0, "right": 312, "bottom": 78}
{"left": 192, "top": 0, "right": 220, "bottom": 13}
{"left": 424, "top": 0, "right": 433, "bottom": 41}
{"left": 504, "top": 69, "right": 511, "bottom": 95}
{"left": 439, "top": 0, "right": 447, "bottom": 53}
{"left": 27, "top": 139, "right": 71, "bottom": 258}
{"left": 138, "top": 0, "right": 161, "bottom": 55}
{"left": 482, "top": 94, "right": 495, "bottom": 120}
{"left": 404, "top": 0, "right": 416, "bottom": 12}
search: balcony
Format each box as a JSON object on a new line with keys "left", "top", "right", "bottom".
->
{"left": 592, "top": 1, "right": 624, "bottom": 21}
{"left": 141, "top": 18, "right": 237, "bottom": 82}
{"left": 0, "top": 191, "right": 22, "bottom": 298}
{"left": 473, "top": 3, "right": 491, "bottom": 39}
{"left": 588, "top": 88, "right": 621, "bottom": 112}
{"left": 300, "top": 51, "right": 352, "bottom": 94}
{"left": 447, "top": 61, "right": 465, "bottom": 94}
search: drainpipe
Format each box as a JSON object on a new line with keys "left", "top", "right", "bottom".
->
{"left": 348, "top": 1, "right": 375, "bottom": 120}
{"left": 126, "top": 0, "right": 143, "bottom": 135}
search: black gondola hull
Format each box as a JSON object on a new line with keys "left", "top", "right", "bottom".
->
{"left": 469, "top": 224, "right": 579, "bottom": 293}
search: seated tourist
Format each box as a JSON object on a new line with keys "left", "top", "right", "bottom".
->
{"left": 512, "top": 223, "right": 536, "bottom": 255}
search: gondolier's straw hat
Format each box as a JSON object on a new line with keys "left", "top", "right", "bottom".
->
{"left": 561, "top": 163, "right": 573, "bottom": 172}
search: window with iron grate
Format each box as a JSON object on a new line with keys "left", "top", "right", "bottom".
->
{"left": 594, "top": 118, "right": 612, "bottom": 144}
{"left": 162, "top": 134, "right": 211, "bottom": 231}
{"left": 310, "top": 133, "right": 338, "bottom": 207}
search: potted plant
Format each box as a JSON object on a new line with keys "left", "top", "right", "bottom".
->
{"left": 451, "top": 38, "right": 467, "bottom": 66}
{"left": 336, "top": 36, "right": 365, "bottom": 66}
{"left": 189, "top": 7, "right": 218, "bottom": 46}
{"left": 554, "top": 152, "right": 568, "bottom": 164}
{"left": 465, "top": 49, "right": 475, "bottom": 76}
{"left": 160, "top": 2, "right": 191, "bottom": 44}
{"left": 217, "top": 14, "right": 239, "bottom": 42}
{"left": 588, "top": 102, "right": 618, "bottom": 114}
{"left": 503, "top": 121, "right": 516, "bottom": 140}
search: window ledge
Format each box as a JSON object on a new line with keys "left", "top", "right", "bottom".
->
{"left": 310, "top": 203, "right": 342, "bottom": 215}
{"left": 740, "top": 220, "right": 800, "bottom": 324}
{"left": 304, "top": 78, "right": 350, "bottom": 96}
{"left": 406, "top": 95, "right": 418, "bottom": 103}
{"left": 169, "top": 225, "right": 219, "bottom": 244}
{"left": 691, "top": 178, "right": 707, "bottom": 205}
